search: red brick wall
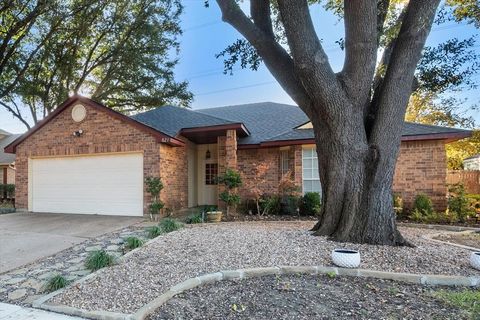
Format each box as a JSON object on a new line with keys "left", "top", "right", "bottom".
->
{"left": 14, "top": 102, "right": 162, "bottom": 213}
{"left": 237, "top": 148, "right": 281, "bottom": 199}
{"left": 393, "top": 140, "right": 447, "bottom": 210}
{"left": 159, "top": 139, "right": 188, "bottom": 211}
{"left": 236, "top": 140, "right": 448, "bottom": 211}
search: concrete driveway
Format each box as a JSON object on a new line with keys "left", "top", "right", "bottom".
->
{"left": 0, "top": 212, "right": 143, "bottom": 273}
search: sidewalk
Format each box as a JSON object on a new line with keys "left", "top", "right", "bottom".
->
{"left": 0, "top": 303, "right": 84, "bottom": 320}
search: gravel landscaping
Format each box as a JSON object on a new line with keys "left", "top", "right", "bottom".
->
{"left": 433, "top": 231, "right": 480, "bottom": 249}
{"left": 0, "top": 226, "right": 148, "bottom": 306}
{"left": 150, "top": 273, "right": 467, "bottom": 320}
{"left": 51, "top": 221, "right": 480, "bottom": 314}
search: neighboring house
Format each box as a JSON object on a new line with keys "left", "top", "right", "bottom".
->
{"left": 0, "top": 129, "right": 20, "bottom": 185}
{"left": 4, "top": 96, "right": 470, "bottom": 216}
{"left": 464, "top": 154, "right": 480, "bottom": 171}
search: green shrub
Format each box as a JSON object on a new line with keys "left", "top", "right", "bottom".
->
{"left": 281, "top": 195, "right": 301, "bottom": 215}
{"left": 124, "top": 236, "right": 144, "bottom": 250}
{"left": 145, "top": 177, "right": 165, "bottom": 219}
{"left": 158, "top": 218, "right": 184, "bottom": 233}
{"left": 85, "top": 250, "right": 115, "bottom": 271}
{"left": 300, "top": 192, "right": 321, "bottom": 215}
{"left": 148, "top": 202, "right": 164, "bottom": 215}
{"left": 146, "top": 225, "right": 163, "bottom": 238}
{"left": 185, "top": 213, "right": 203, "bottom": 224}
{"left": 413, "top": 193, "right": 433, "bottom": 214}
{"left": 44, "top": 274, "right": 70, "bottom": 292}
{"left": 259, "top": 194, "right": 281, "bottom": 215}
{"left": 448, "top": 184, "right": 476, "bottom": 222}
{"left": 217, "top": 169, "right": 242, "bottom": 216}
{"left": 409, "top": 209, "right": 459, "bottom": 224}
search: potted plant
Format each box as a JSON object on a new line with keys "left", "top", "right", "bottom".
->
{"left": 145, "top": 177, "right": 165, "bottom": 221}
{"left": 217, "top": 169, "right": 242, "bottom": 218}
{"left": 331, "top": 249, "right": 361, "bottom": 268}
{"left": 205, "top": 206, "right": 222, "bottom": 222}
{"left": 470, "top": 252, "right": 480, "bottom": 270}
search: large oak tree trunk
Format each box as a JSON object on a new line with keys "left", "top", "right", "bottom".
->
{"left": 309, "top": 110, "right": 409, "bottom": 246}
{"left": 216, "top": 0, "right": 441, "bottom": 245}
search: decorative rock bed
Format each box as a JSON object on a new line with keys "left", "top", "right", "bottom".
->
{"left": 40, "top": 222, "right": 479, "bottom": 318}
{"left": 0, "top": 226, "right": 147, "bottom": 306}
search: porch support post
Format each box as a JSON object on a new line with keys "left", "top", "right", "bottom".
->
{"left": 217, "top": 129, "right": 238, "bottom": 209}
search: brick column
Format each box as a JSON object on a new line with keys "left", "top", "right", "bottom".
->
{"left": 293, "top": 145, "right": 303, "bottom": 189}
{"left": 217, "top": 129, "right": 237, "bottom": 209}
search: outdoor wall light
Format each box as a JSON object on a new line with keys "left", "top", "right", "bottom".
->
{"left": 73, "top": 129, "right": 84, "bottom": 137}
{"left": 206, "top": 149, "right": 211, "bottom": 159}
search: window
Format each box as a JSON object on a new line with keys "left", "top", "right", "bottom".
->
{"left": 302, "top": 147, "right": 322, "bottom": 195}
{"left": 280, "top": 149, "right": 290, "bottom": 175}
{"left": 205, "top": 163, "right": 218, "bottom": 185}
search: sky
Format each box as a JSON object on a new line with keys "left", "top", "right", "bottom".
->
{"left": 0, "top": 0, "right": 479, "bottom": 134}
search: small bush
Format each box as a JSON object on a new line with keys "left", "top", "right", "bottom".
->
{"left": 280, "top": 195, "right": 301, "bottom": 215}
{"left": 158, "top": 218, "right": 184, "bottom": 233}
{"left": 259, "top": 194, "right": 281, "bottom": 215}
{"left": 85, "top": 250, "right": 115, "bottom": 271}
{"left": 146, "top": 225, "right": 163, "bottom": 238}
{"left": 448, "top": 184, "right": 476, "bottom": 223}
{"left": 413, "top": 193, "right": 433, "bottom": 214}
{"left": 44, "top": 274, "right": 69, "bottom": 292}
{"left": 185, "top": 213, "right": 203, "bottom": 224}
{"left": 300, "top": 192, "right": 321, "bottom": 215}
{"left": 124, "top": 236, "right": 144, "bottom": 250}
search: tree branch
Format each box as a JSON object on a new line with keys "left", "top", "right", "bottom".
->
{"left": 0, "top": 100, "right": 31, "bottom": 129}
{"left": 276, "top": 0, "right": 345, "bottom": 109}
{"left": 341, "top": 0, "right": 378, "bottom": 107}
{"left": 250, "top": 0, "right": 274, "bottom": 38}
{"left": 370, "top": 0, "right": 441, "bottom": 144}
{"left": 216, "top": 0, "right": 313, "bottom": 112}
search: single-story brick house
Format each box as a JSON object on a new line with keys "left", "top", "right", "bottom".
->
{"left": 0, "top": 129, "right": 20, "bottom": 185}
{"left": 4, "top": 96, "right": 470, "bottom": 216}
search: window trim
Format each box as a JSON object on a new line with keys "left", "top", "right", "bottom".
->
{"left": 302, "top": 146, "right": 321, "bottom": 195}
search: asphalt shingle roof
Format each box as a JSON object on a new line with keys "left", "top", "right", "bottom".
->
{"left": 131, "top": 102, "right": 470, "bottom": 145}
{"left": 197, "top": 102, "right": 309, "bottom": 144}
{"left": 0, "top": 133, "right": 20, "bottom": 164}
{"left": 131, "top": 105, "right": 235, "bottom": 137}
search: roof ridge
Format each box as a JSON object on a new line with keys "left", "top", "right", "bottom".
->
{"left": 196, "top": 101, "right": 298, "bottom": 112}
{"left": 133, "top": 105, "right": 236, "bottom": 124}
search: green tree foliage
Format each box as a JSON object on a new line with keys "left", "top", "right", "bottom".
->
{"left": 1, "top": 0, "right": 192, "bottom": 129}
{"left": 446, "top": 130, "right": 480, "bottom": 169}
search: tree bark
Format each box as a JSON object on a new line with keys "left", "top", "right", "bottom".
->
{"left": 216, "top": 0, "right": 441, "bottom": 246}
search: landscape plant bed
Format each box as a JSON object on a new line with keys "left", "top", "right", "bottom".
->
{"left": 432, "top": 231, "right": 480, "bottom": 249}
{"left": 50, "top": 222, "right": 479, "bottom": 314}
{"left": 149, "top": 274, "right": 471, "bottom": 320}
{"left": 222, "top": 214, "right": 318, "bottom": 222}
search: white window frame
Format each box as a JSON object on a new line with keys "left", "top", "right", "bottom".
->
{"left": 302, "top": 146, "right": 322, "bottom": 195}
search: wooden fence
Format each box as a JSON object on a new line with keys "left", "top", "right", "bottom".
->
{"left": 446, "top": 170, "right": 480, "bottom": 194}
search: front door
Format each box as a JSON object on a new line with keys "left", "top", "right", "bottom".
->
{"left": 196, "top": 144, "right": 218, "bottom": 206}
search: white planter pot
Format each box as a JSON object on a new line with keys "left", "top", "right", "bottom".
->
{"left": 331, "top": 249, "right": 361, "bottom": 268}
{"left": 470, "top": 252, "right": 480, "bottom": 271}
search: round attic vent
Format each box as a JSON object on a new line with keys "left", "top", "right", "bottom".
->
{"left": 72, "top": 104, "right": 87, "bottom": 122}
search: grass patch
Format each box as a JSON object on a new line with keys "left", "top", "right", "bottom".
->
{"left": 158, "top": 218, "right": 184, "bottom": 233}
{"left": 44, "top": 274, "right": 70, "bottom": 292}
{"left": 434, "top": 289, "right": 480, "bottom": 319}
{"left": 185, "top": 213, "right": 203, "bottom": 224}
{"left": 85, "top": 250, "right": 115, "bottom": 271}
{"left": 124, "top": 236, "right": 144, "bottom": 250}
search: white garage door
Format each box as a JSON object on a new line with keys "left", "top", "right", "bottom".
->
{"left": 30, "top": 153, "right": 143, "bottom": 216}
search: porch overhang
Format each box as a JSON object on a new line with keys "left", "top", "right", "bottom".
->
{"left": 179, "top": 123, "right": 249, "bottom": 144}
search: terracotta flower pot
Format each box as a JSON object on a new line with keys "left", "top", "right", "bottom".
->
{"left": 331, "top": 249, "right": 361, "bottom": 268}
{"left": 470, "top": 252, "right": 480, "bottom": 271}
{"left": 206, "top": 211, "right": 222, "bottom": 223}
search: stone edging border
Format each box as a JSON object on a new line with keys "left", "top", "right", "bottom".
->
{"left": 397, "top": 222, "right": 480, "bottom": 232}
{"left": 33, "top": 265, "right": 480, "bottom": 320}
{"left": 422, "top": 230, "right": 480, "bottom": 252}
